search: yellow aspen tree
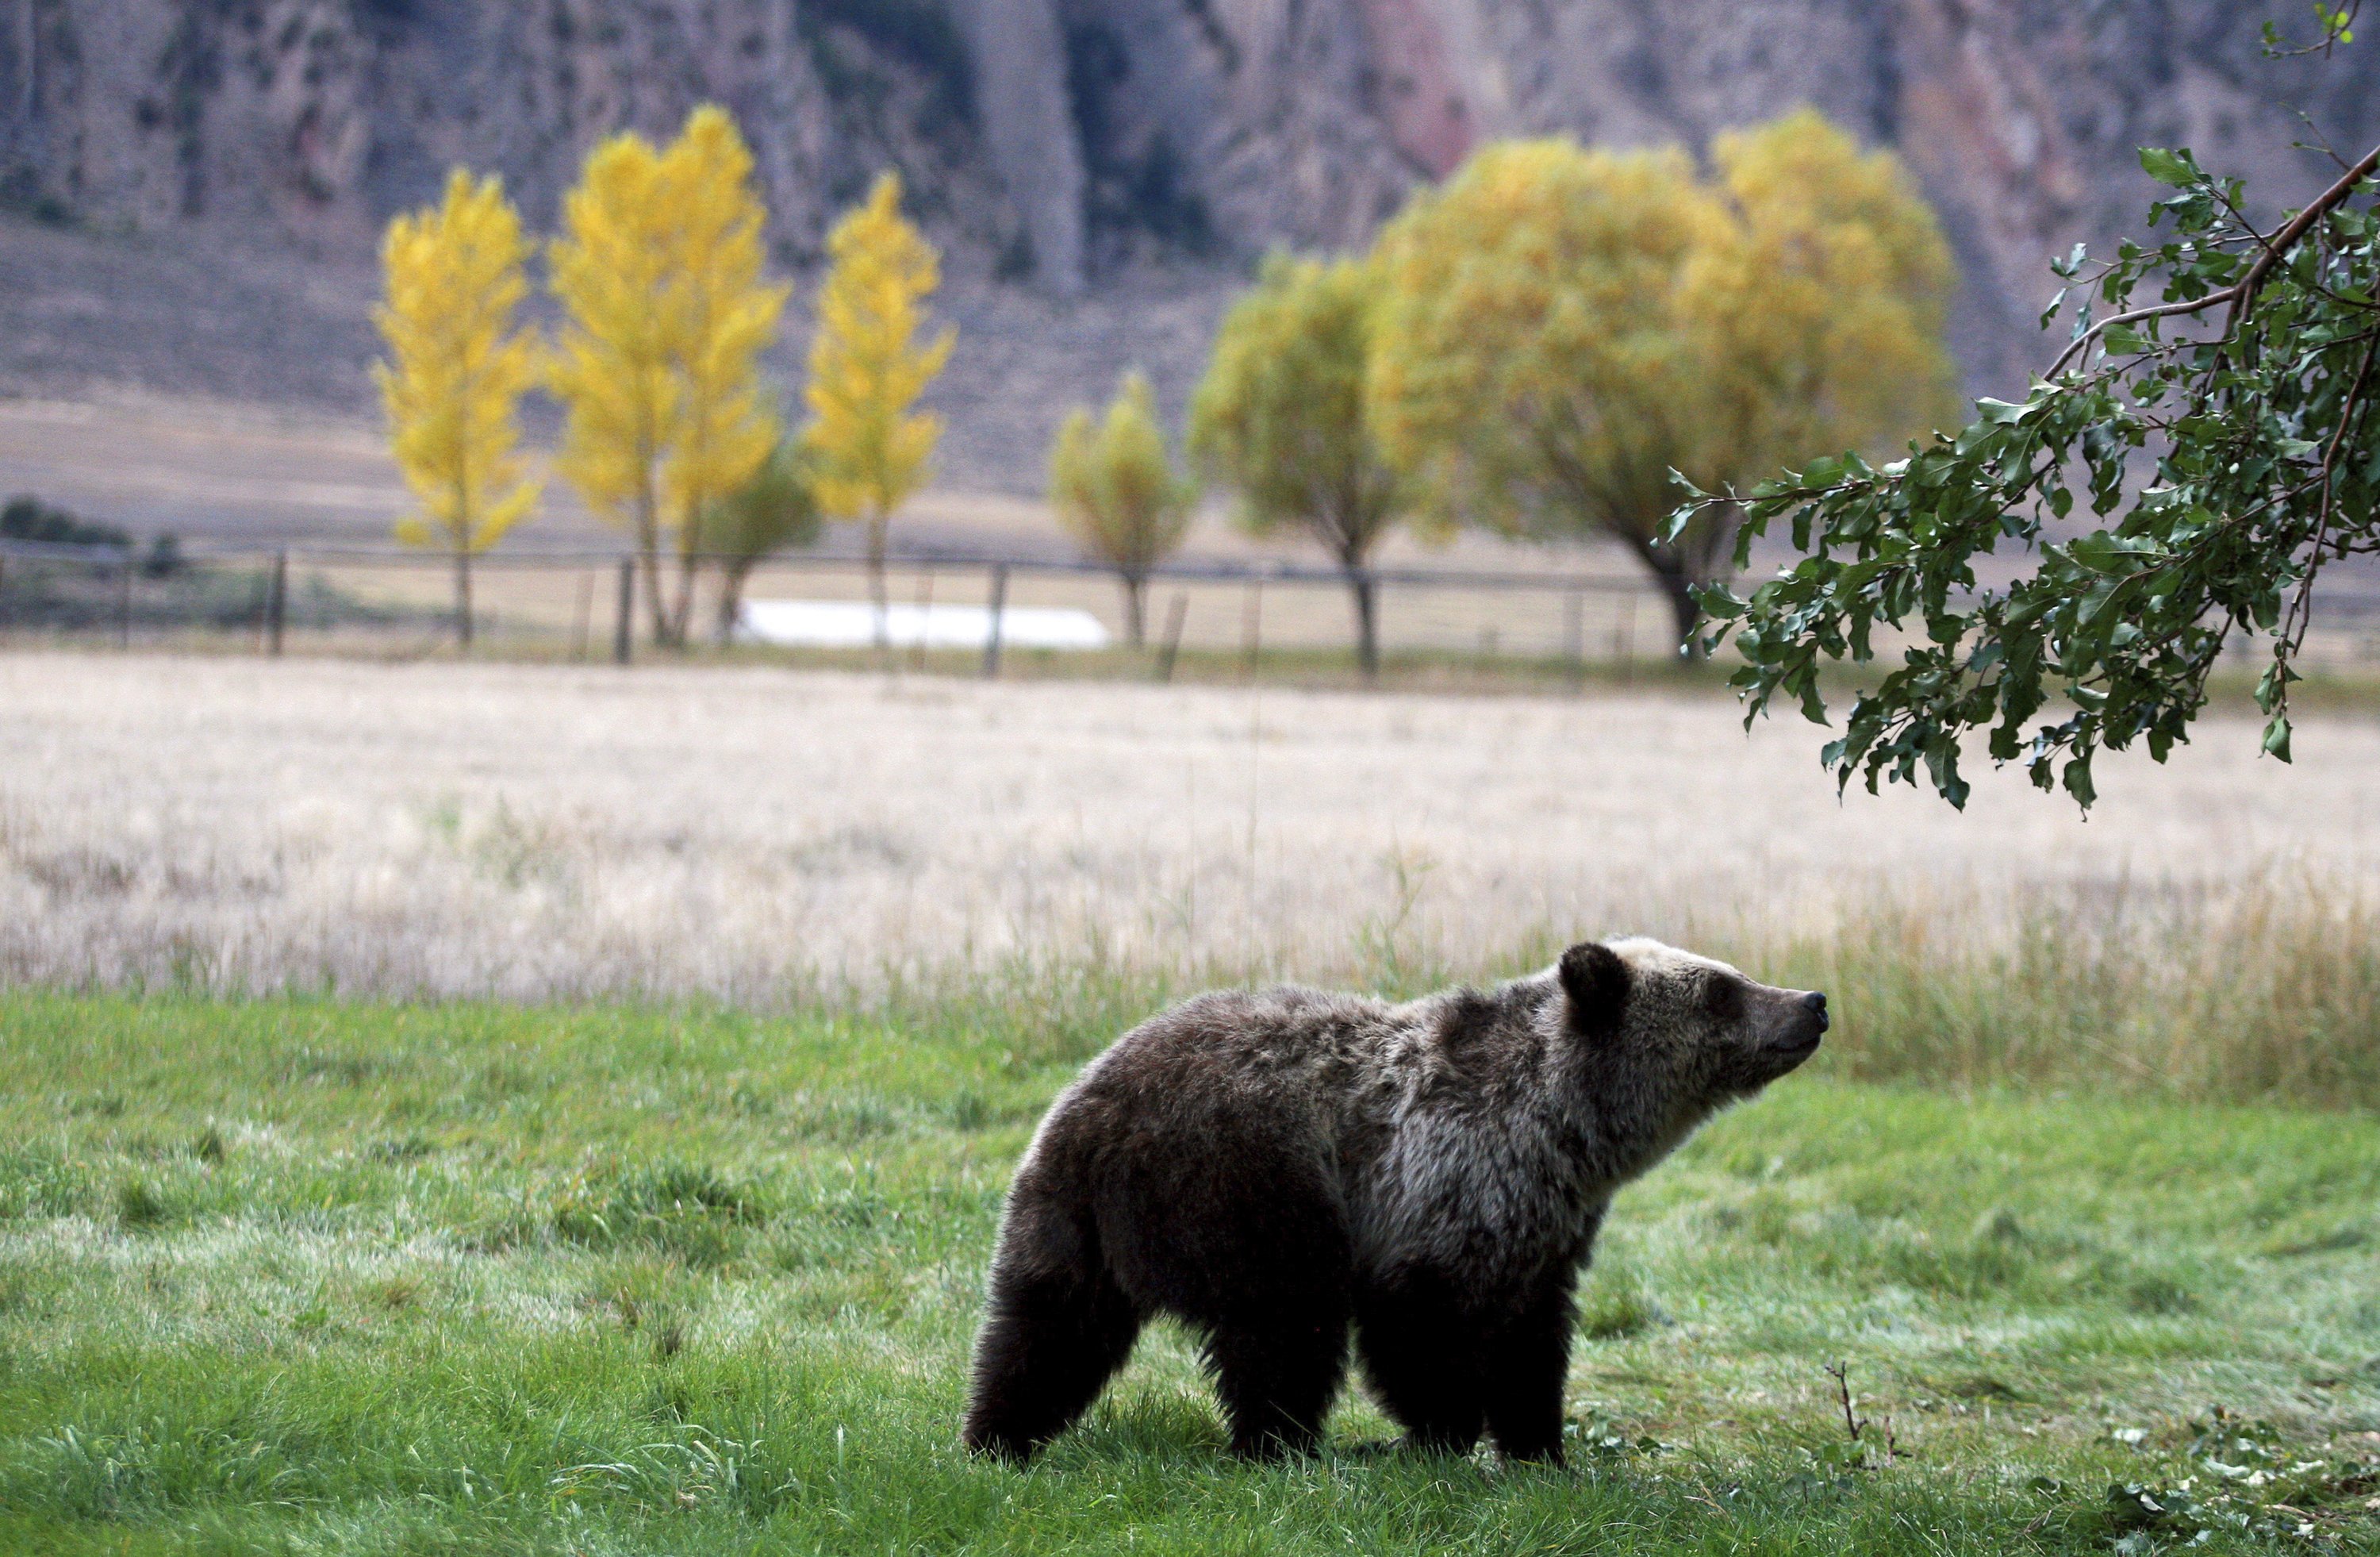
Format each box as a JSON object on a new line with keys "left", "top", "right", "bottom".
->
{"left": 801, "top": 172, "right": 954, "bottom": 648}
{"left": 550, "top": 106, "right": 786, "bottom": 648}
{"left": 549, "top": 129, "right": 678, "bottom": 644}
{"left": 654, "top": 107, "right": 789, "bottom": 642}
{"left": 1048, "top": 371, "right": 1196, "bottom": 646}
{"left": 374, "top": 168, "right": 543, "bottom": 649}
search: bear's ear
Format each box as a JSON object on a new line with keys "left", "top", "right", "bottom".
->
{"left": 1558, "top": 941, "right": 1630, "bottom": 1039}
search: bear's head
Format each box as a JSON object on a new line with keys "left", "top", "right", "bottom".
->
{"left": 1554, "top": 936, "right": 1825, "bottom": 1155}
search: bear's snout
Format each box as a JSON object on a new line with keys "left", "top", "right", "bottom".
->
{"left": 1761, "top": 989, "right": 1826, "bottom": 1065}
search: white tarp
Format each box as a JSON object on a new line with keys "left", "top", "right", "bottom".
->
{"left": 738, "top": 598, "right": 1111, "bottom": 651}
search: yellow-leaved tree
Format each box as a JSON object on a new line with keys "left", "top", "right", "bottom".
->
{"left": 550, "top": 106, "right": 787, "bottom": 648}
{"left": 657, "top": 110, "right": 790, "bottom": 639}
{"left": 700, "top": 437, "right": 823, "bottom": 644}
{"left": 802, "top": 172, "right": 954, "bottom": 645}
{"left": 1689, "top": 110, "right": 1963, "bottom": 488}
{"left": 1190, "top": 253, "right": 1424, "bottom": 679}
{"left": 1368, "top": 113, "right": 1958, "bottom": 650}
{"left": 1048, "top": 371, "right": 1196, "bottom": 645}
{"left": 374, "top": 168, "right": 543, "bottom": 648}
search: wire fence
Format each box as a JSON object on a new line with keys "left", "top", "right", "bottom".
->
{"left": 0, "top": 538, "right": 1691, "bottom": 679}
{"left": 5, "top": 536, "right": 2379, "bottom": 680}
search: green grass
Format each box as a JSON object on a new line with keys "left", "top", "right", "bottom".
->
{"left": 2, "top": 990, "right": 2376, "bottom": 1555}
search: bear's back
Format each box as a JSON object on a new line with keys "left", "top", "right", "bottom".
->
{"left": 1086, "top": 985, "right": 1399, "bottom": 1101}
{"left": 1023, "top": 986, "right": 1410, "bottom": 1186}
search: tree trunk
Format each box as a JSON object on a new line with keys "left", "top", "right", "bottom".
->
{"left": 866, "top": 509, "right": 891, "bottom": 661}
{"left": 716, "top": 560, "right": 751, "bottom": 646}
{"left": 666, "top": 530, "right": 700, "bottom": 650}
{"left": 635, "top": 482, "right": 670, "bottom": 650}
{"left": 1345, "top": 565, "right": 1378, "bottom": 682}
{"left": 1616, "top": 529, "right": 1708, "bottom": 660}
{"left": 1643, "top": 499, "right": 1737, "bottom": 661}
{"left": 453, "top": 547, "right": 474, "bottom": 651}
{"left": 1121, "top": 573, "right": 1146, "bottom": 647}
{"left": 1652, "top": 563, "right": 1702, "bottom": 659}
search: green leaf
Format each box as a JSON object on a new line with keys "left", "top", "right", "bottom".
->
{"left": 2262, "top": 714, "right": 2294, "bottom": 763}
{"left": 1798, "top": 455, "right": 1845, "bottom": 488}
{"left": 2252, "top": 662, "right": 2286, "bottom": 714}
{"left": 2138, "top": 148, "right": 2197, "bottom": 187}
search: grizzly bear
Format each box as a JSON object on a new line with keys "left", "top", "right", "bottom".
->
{"left": 959, "top": 937, "right": 1826, "bottom": 1463}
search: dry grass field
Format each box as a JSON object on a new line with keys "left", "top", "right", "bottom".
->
{"left": 6, "top": 652, "right": 2379, "bottom": 1555}
{"left": 5, "top": 648, "right": 2374, "bottom": 1022}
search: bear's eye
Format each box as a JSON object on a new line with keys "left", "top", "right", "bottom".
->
{"left": 1702, "top": 974, "right": 1745, "bottom": 1021}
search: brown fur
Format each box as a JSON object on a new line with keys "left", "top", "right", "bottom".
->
{"left": 961, "top": 937, "right": 1826, "bottom": 1462}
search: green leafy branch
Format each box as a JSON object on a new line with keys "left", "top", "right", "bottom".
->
{"left": 2263, "top": 0, "right": 2361, "bottom": 57}
{"left": 1672, "top": 129, "right": 2380, "bottom": 809}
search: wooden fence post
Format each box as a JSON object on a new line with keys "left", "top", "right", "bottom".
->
{"left": 912, "top": 568, "right": 935, "bottom": 674}
{"left": 1563, "top": 586, "right": 1583, "bottom": 690}
{"left": 1154, "top": 592, "right": 1188, "bottom": 683}
{"left": 266, "top": 549, "right": 287, "bottom": 657}
{"left": 613, "top": 557, "right": 634, "bottom": 665}
{"left": 572, "top": 571, "right": 594, "bottom": 661}
{"left": 982, "top": 563, "right": 1008, "bottom": 679}
{"left": 1241, "top": 579, "right": 1263, "bottom": 678}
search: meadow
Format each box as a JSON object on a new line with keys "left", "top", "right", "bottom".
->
{"left": 2, "top": 651, "right": 2378, "bottom": 1552}
{"left": 6, "top": 651, "right": 2379, "bottom": 1104}
{"left": 1, "top": 992, "right": 2375, "bottom": 1555}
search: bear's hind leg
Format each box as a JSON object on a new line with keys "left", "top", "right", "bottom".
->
{"left": 962, "top": 1263, "right": 1140, "bottom": 1462}
{"left": 1204, "top": 1306, "right": 1349, "bottom": 1459}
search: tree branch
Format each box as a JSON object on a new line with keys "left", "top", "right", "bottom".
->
{"left": 2271, "top": 332, "right": 2380, "bottom": 716}
{"left": 2046, "top": 141, "right": 2379, "bottom": 379}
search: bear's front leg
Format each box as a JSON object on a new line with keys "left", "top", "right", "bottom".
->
{"left": 1355, "top": 1278, "right": 1487, "bottom": 1455}
{"left": 1204, "top": 1306, "right": 1349, "bottom": 1458}
{"left": 1480, "top": 1281, "right": 1576, "bottom": 1464}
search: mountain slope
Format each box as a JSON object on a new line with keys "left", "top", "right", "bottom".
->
{"left": 0, "top": 0, "right": 2370, "bottom": 490}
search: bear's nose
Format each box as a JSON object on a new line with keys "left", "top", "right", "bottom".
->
{"left": 1802, "top": 991, "right": 1829, "bottom": 1033}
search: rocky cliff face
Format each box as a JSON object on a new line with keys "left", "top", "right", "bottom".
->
{"left": 0, "top": 0, "right": 2371, "bottom": 455}
{"left": 0, "top": 2, "right": 996, "bottom": 259}
{"left": 1040, "top": 0, "right": 2378, "bottom": 384}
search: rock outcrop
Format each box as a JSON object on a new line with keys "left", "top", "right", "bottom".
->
{"left": 0, "top": 0, "right": 2371, "bottom": 475}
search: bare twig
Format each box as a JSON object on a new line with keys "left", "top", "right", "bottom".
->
{"left": 2265, "top": 0, "right": 2364, "bottom": 58}
{"left": 2290, "top": 111, "right": 2358, "bottom": 175}
{"left": 1825, "top": 1362, "right": 1864, "bottom": 1441}
{"left": 1821, "top": 1362, "right": 1909, "bottom": 1465}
